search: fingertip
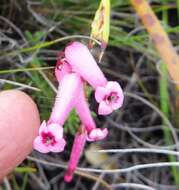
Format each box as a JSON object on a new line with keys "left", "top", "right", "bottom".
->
{"left": 0, "top": 90, "right": 40, "bottom": 179}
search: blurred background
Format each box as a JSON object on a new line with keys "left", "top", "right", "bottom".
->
{"left": 0, "top": 0, "right": 179, "bottom": 189}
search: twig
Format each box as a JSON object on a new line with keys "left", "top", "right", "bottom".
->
{"left": 125, "top": 92, "right": 179, "bottom": 150}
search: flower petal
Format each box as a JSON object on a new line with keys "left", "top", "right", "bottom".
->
{"left": 39, "top": 120, "right": 48, "bottom": 134}
{"left": 95, "top": 86, "right": 110, "bottom": 103}
{"left": 111, "top": 94, "right": 124, "bottom": 110}
{"left": 48, "top": 123, "right": 63, "bottom": 140}
{"left": 49, "top": 138, "right": 66, "bottom": 152}
{"left": 33, "top": 136, "right": 49, "bottom": 153}
{"left": 98, "top": 101, "right": 112, "bottom": 115}
{"left": 100, "top": 128, "right": 108, "bottom": 139}
{"left": 87, "top": 128, "right": 108, "bottom": 142}
{"left": 105, "top": 81, "right": 124, "bottom": 111}
{"left": 106, "top": 81, "right": 121, "bottom": 92}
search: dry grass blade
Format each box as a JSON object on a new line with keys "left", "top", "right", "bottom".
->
{"left": 130, "top": 0, "right": 179, "bottom": 89}
{"left": 0, "top": 79, "right": 40, "bottom": 91}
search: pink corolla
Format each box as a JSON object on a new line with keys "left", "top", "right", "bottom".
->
{"left": 64, "top": 126, "right": 87, "bottom": 182}
{"left": 95, "top": 81, "right": 124, "bottom": 115}
{"left": 33, "top": 121, "right": 66, "bottom": 153}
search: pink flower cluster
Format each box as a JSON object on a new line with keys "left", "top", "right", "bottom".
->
{"left": 33, "top": 42, "right": 124, "bottom": 182}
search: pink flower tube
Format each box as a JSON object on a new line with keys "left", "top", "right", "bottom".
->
{"left": 65, "top": 41, "right": 107, "bottom": 88}
{"left": 64, "top": 126, "right": 87, "bottom": 182}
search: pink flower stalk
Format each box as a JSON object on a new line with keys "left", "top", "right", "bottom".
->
{"left": 33, "top": 121, "right": 66, "bottom": 153}
{"left": 49, "top": 73, "right": 82, "bottom": 125}
{"left": 65, "top": 41, "right": 107, "bottom": 89}
{"left": 76, "top": 86, "right": 108, "bottom": 141}
{"left": 64, "top": 126, "right": 87, "bottom": 182}
{"left": 95, "top": 81, "right": 124, "bottom": 115}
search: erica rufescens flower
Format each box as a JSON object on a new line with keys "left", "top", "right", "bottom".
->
{"left": 65, "top": 41, "right": 107, "bottom": 88}
{"left": 76, "top": 86, "right": 108, "bottom": 141}
{"left": 64, "top": 126, "right": 87, "bottom": 182}
{"left": 33, "top": 121, "right": 66, "bottom": 153}
{"left": 95, "top": 81, "right": 124, "bottom": 115}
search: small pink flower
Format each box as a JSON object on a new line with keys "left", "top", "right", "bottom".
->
{"left": 64, "top": 126, "right": 87, "bottom": 182}
{"left": 95, "top": 81, "right": 124, "bottom": 115}
{"left": 33, "top": 121, "right": 66, "bottom": 153}
{"left": 86, "top": 128, "right": 108, "bottom": 142}
{"left": 65, "top": 41, "right": 107, "bottom": 88}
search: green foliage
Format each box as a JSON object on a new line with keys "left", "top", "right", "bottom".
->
{"left": 64, "top": 109, "right": 80, "bottom": 135}
{"left": 15, "top": 167, "right": 36, "bottom": 173}
{"left": 25, "top": 31, "right": 45, "bottom": 45}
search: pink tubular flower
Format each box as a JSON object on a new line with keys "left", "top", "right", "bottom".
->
{"left": 95, "top": 81, "right": 124, "bottom": 115}
{"left": 64, "top": 126, "right": 87, "bottom": 182}
{"left": 34, "top": 72, "right": 83, "bottom": 153}
{"left": 33, "top": 121, "right": 66, "bottom": 153}
{"left": 76, "top": 86, "right": 108, "bottom": 141}
{"left": 65, "top": 41, "right": 107, "bottom": 88}
{"left": 49, "top": 73, "right": 83, "bottom": 125}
